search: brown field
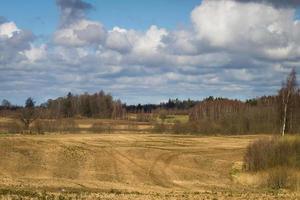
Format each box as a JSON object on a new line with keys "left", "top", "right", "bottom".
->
{"left": 0, "top": 132, "right": 299, "bottom": 199}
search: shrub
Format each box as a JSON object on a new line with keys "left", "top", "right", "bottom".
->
{"left": 267, "top": 167, "right": 300, "bottom": 191}
{"left": 90, "top": 122, "right": 112, "bottom": 133}
{"left": 127, "top": 123, "right": 138, "bottom": 131}
{"left": 31, "top": 119, "right": 44, "bottom": 134}
{"left": 172, "top": 120, "right": 187, "bottom": 134}
{"left": 289, "top": 172, "right": 300, "bottom": 190}
{"left": 170, "top": 120, "right": 220, "bottom": 135}
{"left": 267, "top": 167, "right": 289, "bottom": 189}
{"left": 7, "top": 121, "right": 25, "bottom": 134}
{"left": 30, "top": 119, "right": 79, "bottom": 134}
{"left": 136, "top": 113, "right": 153, "bottom": 122}
{"left": 159, "top": 112, "right": 167, "bottom": 123}
{"left": 152, "top": 122, "right": 168, "bottom": 133}
{"left": 244, "top": 136, "right": 300, "bottom": 171}
{"left": 31, "top": 120, "right": 51, "bottom": 133}
{"left": 59, "top": 119, "right": 79, "bottom": 133}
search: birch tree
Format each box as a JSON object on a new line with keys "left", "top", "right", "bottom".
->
{"left": 278, "top": 68, "right": 297, "bottom": 136}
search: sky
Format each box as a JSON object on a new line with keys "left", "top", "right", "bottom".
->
{"left": 0, "top": 0, "right": 300, "bottom": 105}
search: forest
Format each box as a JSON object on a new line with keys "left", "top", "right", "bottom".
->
{"left": 0, "top": 69, "right": 299, "bottom": 135}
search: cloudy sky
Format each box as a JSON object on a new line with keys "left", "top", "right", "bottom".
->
{"left": 0, "top": 0, "right": 300, "bottom": 105}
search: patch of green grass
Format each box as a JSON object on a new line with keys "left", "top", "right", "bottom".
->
{"left": 157, "top": 115, "right": 189, "bottom": 123}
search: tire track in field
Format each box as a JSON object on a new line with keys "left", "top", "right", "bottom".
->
{"left": 99, "top": 147, "right": 121, "bottom": 182}
{"left": 93, "top": 136, "right": 177, "bottom": 186}
{"left": 52, "top": 144, "right": 88, "bottom": 179}
{"left": 60, "top": 140, "right": 121, "bottom": 182}
{"left": 104, "top": 135, "right": 188, "bottom": 188}
{"left": 104, "top": 139, "right": 154, "bottom": 184}
{"left": 147, "top": 151, "right": 186, "bottom": 188}
{"left": 73, "top": 140, "right": 122, "bottom": 182}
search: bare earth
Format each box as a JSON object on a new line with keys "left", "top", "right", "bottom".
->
{"left": 0, "top": 133, "right": 298, "bottom": 199}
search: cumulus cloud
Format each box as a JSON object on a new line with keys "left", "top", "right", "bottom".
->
{"left": 0, "top": 21, "right": 20, "bottom": 38}
{"left": 233, "top": 0, "right": 300, "bottom": 8}
{"left": 56, "top": 0, "right": 94, "bottom": 27}
{"left": 2, "top": 0, "right": 300, "bottom": 104}
{"left": 54, "top": 0, "right": 107, "bottom": 47}
{"left": 21, "top": 44, "right": 47, "bottom": 63}
{"left": 120, "top": 25, "right": 171, "bottom": 67}
{"left": 53, "top": 19, "right": 106, "bottom": 46}
{"left": 225, "top": 69, "right": 254, "bottom": 81}
{"left": 0, "top": 21, "right": 34, "bottom": 65}
{"left": 133, "top": 25, "right": 168, "bottom": 54}
{"left": 105, "top": 27, "right": 133, "bottom": 53}
{"left": 191, "top": 0, "right": 300, "bottom": 60}
{"left": 161, "top": 30, "right": 199, "bottom": 55}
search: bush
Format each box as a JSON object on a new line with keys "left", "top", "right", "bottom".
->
{"left": 244, "top": 136, "right": 300, "bottom": 171}
{"left": 90, "top": 122, "right": 112, "bottom": 133}
{"left": 136, "top": 113, "right": 153, "bottom": 122}
{"left": 172, "top": 120, "right": 186, "bottom": 134}
{"left": 31, "top": 119, "right": 79, "bottom": 134}
{"left": 267, "top": 167, "right": 288, "bottom": 189}
{"left": 31, "top": 119, "right": 44, "bottom": 134}
{"left": 127, "top": 123, "right": 138, "bottom": 131}
{"left": 159, "top": 112, "right": 167, "bottom": 122}
{"left": 244, "top": 137, "right": 300, "bottom": 190}
{"left": 290, "top": 172, "right": 300, "bottom": 190}
{"left": 170, "top": 120, "right": 221, "bottom": 135}
{"left": 152, "top": 122, "right": 168, "bottom": 133}
{"left": 58, "top": 119, "right": 79, "bottom": 132}
{"left": 7, "top": 121, "right": 25, "bottom": 134}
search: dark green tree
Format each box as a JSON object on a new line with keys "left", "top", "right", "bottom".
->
{"left": 1, "top": 99, "right": 11, "bottom": 108}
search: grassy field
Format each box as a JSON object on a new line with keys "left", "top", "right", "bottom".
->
{"left": 0, "top": 131, "right": 299, "bottom": 199}
{"left": 156, "top": 114, "right": 189, "bottom": 123}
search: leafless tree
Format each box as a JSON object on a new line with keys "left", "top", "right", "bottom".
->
{"left": 278, "top": 68, "right": 297, "bottom": 136}
{"left": 19, "top": 97, "right": 37, "bottom": 132}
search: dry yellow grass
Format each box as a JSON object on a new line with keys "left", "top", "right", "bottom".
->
{"left": 0, "top": 132, "right": 298, "bottom": 199}
{"left": 0, "top": 118, "right": 153, "bottom": 134}
{"left": 0, "top": 118, "right": 12, "bottom": 123}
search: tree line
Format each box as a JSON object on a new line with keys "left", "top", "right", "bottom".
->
{"left": 41, "top": 91, "right": 125, "bottom": 119}
{"left": 125, "top": 98, "right": 199, "bottom": 114}
{"left": 0, "top": 91, "right": 126, "bottom": 132}
{"left": 189, "top": 69, "right": 300, "bottom": 134}
{"left": 0, "top": 69, "right": 299, "bottom": 135}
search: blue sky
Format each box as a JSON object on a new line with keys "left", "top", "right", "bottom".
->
{"left": 0, "top": 0, "right": 300, "bottom": 105}
{"left": 0, "top": 1, "right": 58, "bottom": 35}
{"left": 0, "top": 0, "right": 200, "bottom": 35}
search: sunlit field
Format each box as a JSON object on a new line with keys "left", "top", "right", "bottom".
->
{"left": 2, "top": 0, "right": 300, "bottom": 199}
{"left": 0, "top": 118, "right": 299, "bottom": 199}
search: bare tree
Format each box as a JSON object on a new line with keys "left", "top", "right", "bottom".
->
{"left": 278, "top": 68, "right": 297, "bottom": 136}
{"left": 19, "top": 97, "right": 37, "bottom": 132}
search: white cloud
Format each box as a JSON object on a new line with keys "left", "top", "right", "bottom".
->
{"left": 2, "top": 0, "right": 300, "bottom": 104}
{"left": 191, "top": 0, "right": 299, "bottom": 60}
{"left": 0, "top": 21, "right": 34, "bottom": 65}
{"left": 53, "top": 19, "right": 106, "bottom": 46}
{"left": 105, "top": 27, "right": 133, "bottom": 53}
{"left": 0, "top": 22, "right": 20, "bottom": 38}
{"left": 162, "top": 29, "right": 200, "bottom": 55}
{"left": 21, "top": 44, "right": 47, "bottom": 62}
{"left": 133, "top": 25, "right": 168, "bottom": 54}
{"left": 225, "top": 69, "right": 254, "bottom": 81}
{"left": 172, "top": 52, "right": 231, "bottom": 67}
